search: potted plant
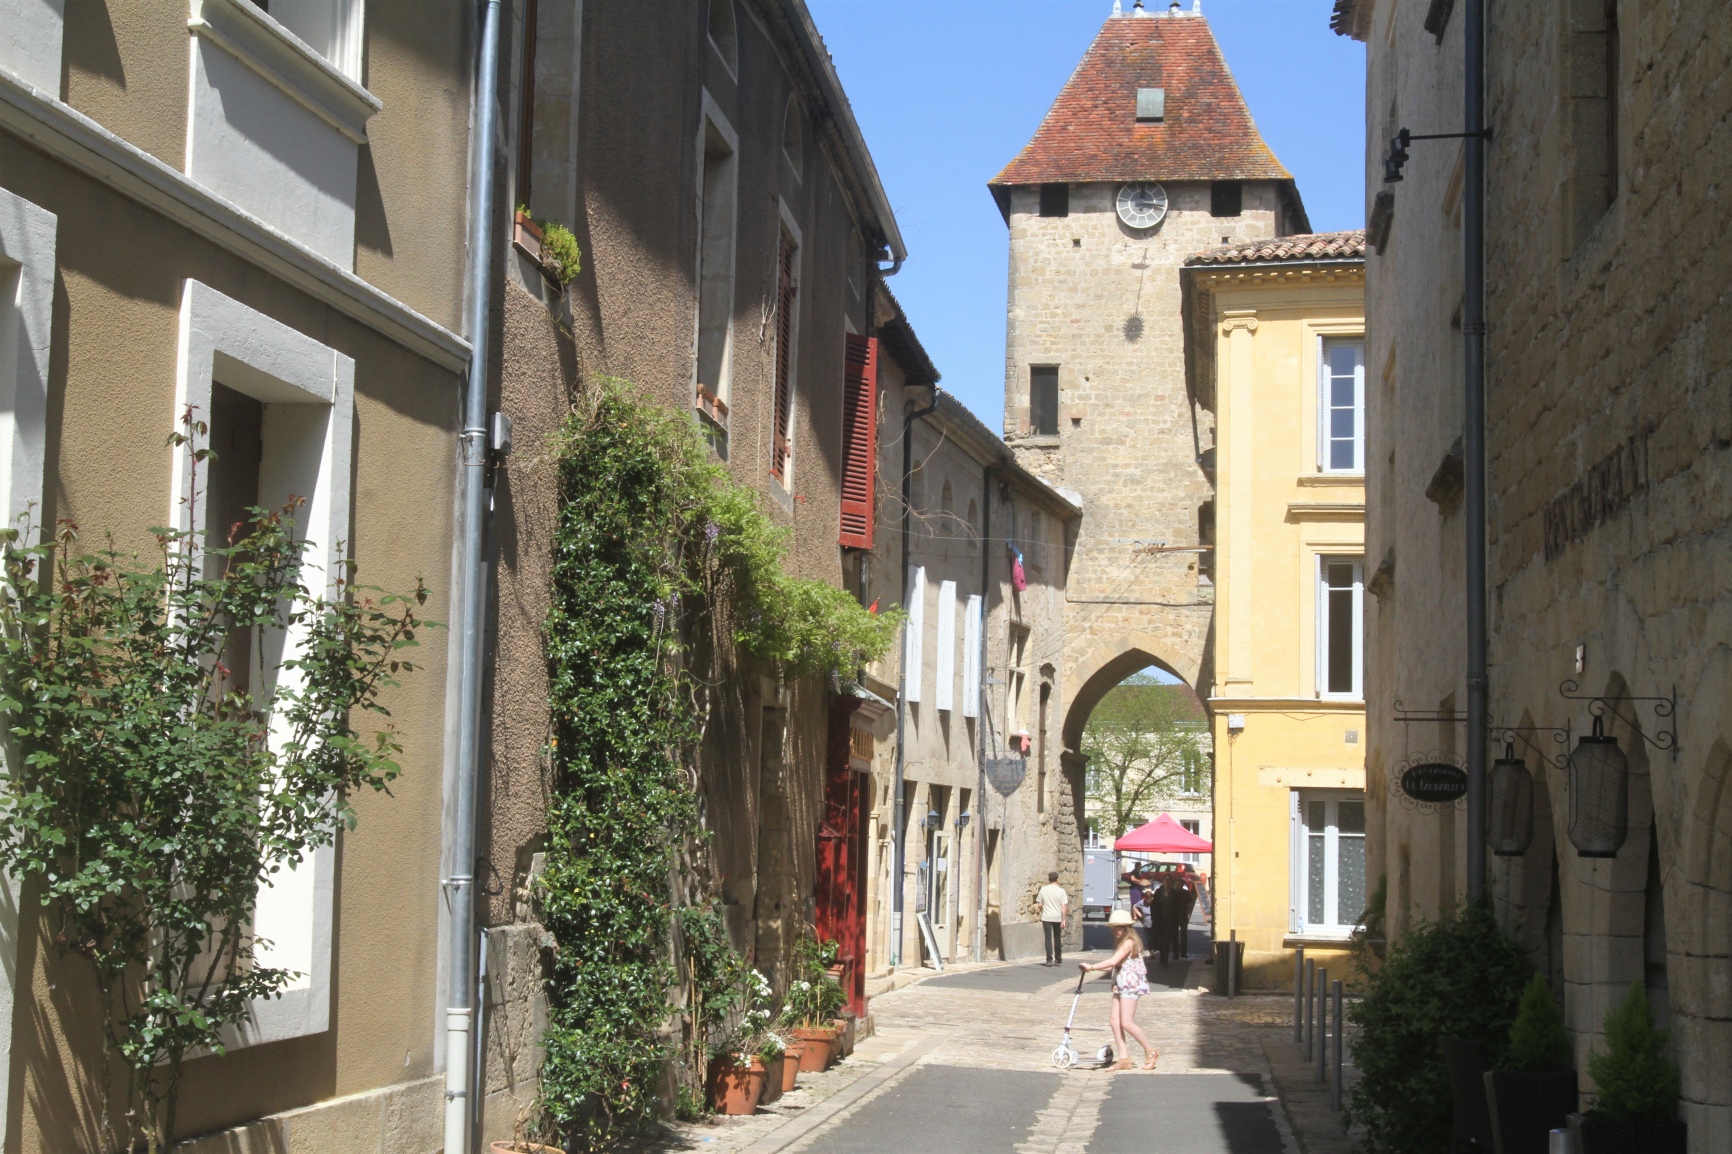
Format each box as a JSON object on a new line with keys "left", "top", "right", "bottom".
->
{"left": 1484, "top": 974, "right": 1578, "bottom": 1154}
{"left": 1568, "top": 983, "right": 1685, "bottom": 1154}
{"left": 708, "top": 1049, "right": 769, "bottom": 1116}
{"left": 757, "top": 1032, "right": 790, "bottom": 1105}
{"left": 782, "top": 979, "right": 839, "bottom": 1072}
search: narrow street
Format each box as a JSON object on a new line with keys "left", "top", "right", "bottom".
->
{"left": 656, "top": 930, "right": 1358, "bottom": 1154}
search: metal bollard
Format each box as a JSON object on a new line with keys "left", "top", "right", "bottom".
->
{"left": 1228, "top": 929, "right": 1238, "bottom": 999}
{"left": 1303, "top": 958, "right": 1315, "bottom": 1059}
{"left": 1331, "top": 979, "right": 1344, "bottom": 1110}
{"left": 1316, "top": 966, "right": 1328, "bottom": 1082}
{"left": 1293, "top": 948, "right": 1305, "bottom": 1044}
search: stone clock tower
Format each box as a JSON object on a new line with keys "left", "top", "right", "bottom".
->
{"left": 989, "top": 2, "right": 1308, "bottom": 758}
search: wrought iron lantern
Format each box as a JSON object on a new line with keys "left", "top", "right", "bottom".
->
{"left": 1567, "top": 715, "right": 1628, "bottom": 858}
{"left": 1487, "top": 742, "right": 1534, "bottom": 857}
{"left": 955, "top": 810, "right": 971, "bottom": 831}
{"left": 925, "top": 809, "right": 941, "bottom": 831}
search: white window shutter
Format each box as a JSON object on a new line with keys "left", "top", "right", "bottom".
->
{"left": 903, "top": 566, "right": 925, "bottom": 703}
{"left": 962, "top": 595, "right": 982, "bottom": 718}
{"left": 935, "top": 581, "right": 956, "bottom": 712}
{"left": 1290, "top": 790, "right": 1304, "bottom": 933}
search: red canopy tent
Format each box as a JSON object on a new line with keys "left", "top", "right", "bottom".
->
{"left": 1114, "top": 812, "right": 1213, "bottom": 853}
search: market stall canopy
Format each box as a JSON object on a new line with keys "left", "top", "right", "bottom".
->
{"left": 1114, "top": 813, "right": 1213, "bottom": 853}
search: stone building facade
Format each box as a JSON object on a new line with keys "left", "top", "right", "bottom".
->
{"left": 988, "top": 6, "right": 1310, "bottom": 910}
{"left": 1336, "top": 0, "right": 1732, "bottom": 1139}
{"left": 861, "top": 287, "right": 1084, "bottom": 967}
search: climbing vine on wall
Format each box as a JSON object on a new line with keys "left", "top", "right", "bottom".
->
{"left": 536, "top": 378, "right": 897, "bottom": 1146}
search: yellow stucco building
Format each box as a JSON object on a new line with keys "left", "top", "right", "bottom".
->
{"left": 1181, "top": 233, "right": 1368, "bottom": 989}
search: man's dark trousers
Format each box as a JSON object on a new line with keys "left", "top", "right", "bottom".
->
{"left": 1043, "top": 920, "right": 1063, "bottom": 965}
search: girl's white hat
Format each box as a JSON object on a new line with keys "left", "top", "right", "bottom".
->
{"left": 1107, "top": 909, "right": 1135, "bottom": 926}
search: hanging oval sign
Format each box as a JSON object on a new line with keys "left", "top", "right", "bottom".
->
{"left": 1400, "top": 761, "right": 1469, "bottom": 802}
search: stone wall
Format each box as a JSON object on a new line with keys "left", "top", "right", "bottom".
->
{"left": 1353, "top": 0, "right": 1732, "bottom": 1139}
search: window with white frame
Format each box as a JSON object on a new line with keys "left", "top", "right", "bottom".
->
{"left": 1319, "top": 337, "right": 1365, "bottom": 473}
{"left": 694, "top": 94, "right": 738, "bottom": 438}
{"left": 1179, "top": 819, "right": 1202, "bottom": 865}
{"left": 1291, "top": 790, "right": 1367, "bottom": 936}
{"left": 174, "top": 279, "right": 354, "bottom": 1050}
{"left": 1317, "top": 555, "right": 1364, "bottom": 699}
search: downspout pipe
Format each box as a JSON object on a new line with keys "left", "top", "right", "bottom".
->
{"left": 973, "top": 462, "right": 1001, "bottom": 964}
{"left": 1463, "top": 0, "right": 1488, "bottom": 900}
{"left": 445, "top": 0, "right": 503, "bottom": 1148}
{"left": 890, "top": 384, "right": 938, "bottom": 970}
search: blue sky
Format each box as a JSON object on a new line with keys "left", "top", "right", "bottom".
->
{"left": 806, "top": 0, "right": 1367, "bottom": 429}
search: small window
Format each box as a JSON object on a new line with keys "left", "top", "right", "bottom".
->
{"left": 1136, "top": 87, "right": 1165, "bottom": 122}
{"left": 1317, "top": 556, "right": 1364, "bottom": 699}
{"left": 1320, "top": 337, "right": 1365, "bottom": 473}
{"left": 695, "top": 113, "right": 738, "bottom": 434}
{"left": 1039, "top": 183, "right": 1069, "bottom": 218}
{"left": 1293, "top": 791, "right": 1367, "bottom": 935}
{"left": 1211, "top": 181, "right": 1242, "bottom": 218}
{"left": 708, "top": 0, "right": 737, "bottom": 75}
{"left": 1029, "top": 366, "right": 1058, "bottom": 435}
{"left": 770, "top": 230, "right": 798, "bottom": 483}
{"left": 782, "top": 96, "right": 803, "bottom": 179}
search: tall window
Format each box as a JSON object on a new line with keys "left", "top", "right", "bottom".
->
{"left": 1180, "top": 819, "right": 1202, "bottom": 866}
{"left": 1030, "top": 365, "right": 1058, "bottom": 435}
{"left": 1318, "top": 556, "right": 1364, "bottom": 699}
{"left": 1293, "top": 791, "right": 1366, "bottom": 935}
{"left": 771, "top": 231, "right": 798, "bottom": 484}
{"left": 1320, "top": 338, "right": 1364, "bottom": 472}
{"left": 1037, "top": 683, "right": 1050, "bottom": 814}
{"left": 695, "top": 108, "right": 738, "bottom": 434}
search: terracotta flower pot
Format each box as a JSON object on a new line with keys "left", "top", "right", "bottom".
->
{"left": 709, "top": 1056, "right": 768, "bottom": 1115}
{"left": 778, "top": 1045, "right": 803, "bottom": 1090}
{"left": 792, "top": 1026, "right": 837, "bottom": 1072}
{"left": 489, "top": 1144, "right": 565, "bottom": 1154}
{"left": 759, "top": 1054, "right": 786, "bottom": 1104}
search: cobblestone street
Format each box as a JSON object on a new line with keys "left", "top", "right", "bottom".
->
{"left": 653, "top": 938, "right": 1363, "bottom": 1154}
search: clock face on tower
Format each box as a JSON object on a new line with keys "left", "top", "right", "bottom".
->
{"left": 1116, "top": 182, "right": 1169, "bottom": 230}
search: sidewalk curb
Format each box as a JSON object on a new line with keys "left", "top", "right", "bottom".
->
{"left": 734, "top": 1035, "right": 944, "bottom": 1154}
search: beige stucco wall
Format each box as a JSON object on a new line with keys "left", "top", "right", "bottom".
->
{"left": 1354, "top": 0, "right": 1732, "bottom": 1137}
{"left": 0, "top": 135, "right": 459, "bottom": 1150}
{"left": 1189, "top": 265, "right": 1365, "bottom": 989}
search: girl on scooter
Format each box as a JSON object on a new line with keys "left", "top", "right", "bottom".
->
{"left": 1080, "top": 909, "right": 1158, "bottom": 1071}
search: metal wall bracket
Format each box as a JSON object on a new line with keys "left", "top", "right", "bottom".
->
{"left": 1491, "top": 722, "right": 1571, "bottom": 771}
{"left": 1392, "top": 701, "right": 1466, "bottom": 724}
{"left": 1558, "top": 680, "right": 1677, "bottom": 758}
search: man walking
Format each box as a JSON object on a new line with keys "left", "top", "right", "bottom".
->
{"left": 1038, "top": 872, "right": 1069, "bottom": 966}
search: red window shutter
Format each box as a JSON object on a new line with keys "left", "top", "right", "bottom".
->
{"left": 771, "top": 237, "right": 797, "bottom": 483}
{"left": 838, "top": 333, "right": 879, "bottom": 549}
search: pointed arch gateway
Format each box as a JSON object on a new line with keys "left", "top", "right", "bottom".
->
{"left": 1063, "top": 633, "right": 1203, "bottom": 754}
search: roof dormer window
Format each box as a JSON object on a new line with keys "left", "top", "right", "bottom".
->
{"left": 1136, "top": 87, "right": 1165, "bottom": 121}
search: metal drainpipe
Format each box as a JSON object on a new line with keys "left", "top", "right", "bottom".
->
{"left": 1463, "top": 0, "right": 1488, "bottom": 900}
{"left": 890, "top": 383, "right": 939, "bottom": 970}
{"left": 444, "top": 0, "right": 503, "bottom": 1147}
{"left": 972, "top": 462, "right": 1000, "bottom": 963}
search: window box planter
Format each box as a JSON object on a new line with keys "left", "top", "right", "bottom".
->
{"left": 708, "top": 1055, "right": 768, "bottom": 1115}
{"left": 512, "top": 210, "right": 565, "bottom": 295}
{"left": 1565, "top": 1113, "right": 1686, "bottom": 1154}
{"left": 695, "top": 384, "right": 729, "bottom": 431}
{"left": 1482, "top": 1068, "right": 1576, "bottom": 1154}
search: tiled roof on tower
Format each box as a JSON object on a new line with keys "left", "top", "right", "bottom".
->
{"left": 991, "top": 8, "right": 1292, "bottom": 189}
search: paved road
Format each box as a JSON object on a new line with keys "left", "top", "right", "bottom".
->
{"left": 655, "top": 947, "right": 1308, "bottom": 1154}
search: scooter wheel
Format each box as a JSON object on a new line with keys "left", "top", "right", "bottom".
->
{"left": 1051, "top": 1045, "right": 1077, "bottom": 1069}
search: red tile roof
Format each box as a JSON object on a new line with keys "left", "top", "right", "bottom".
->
{"left": 1184, "top": 230, "right": 1367, "bottom": 266}
{"left": 991, "top": 14, "right": 1292, "bottom": 187}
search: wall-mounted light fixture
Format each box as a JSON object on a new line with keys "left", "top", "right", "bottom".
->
{"left": 1487, "top": 742, "right": 1534, "bottom": 857}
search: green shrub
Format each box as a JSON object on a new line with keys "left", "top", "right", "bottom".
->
{"left": 540, "top": 220, "right": 582, "bottom": 285}
{"left": 1344, "top": 897, "right": 1532, "bottom": 1153}
{"left": 1508, "top": 972, "right": 1573, "bottom": 1069}
{"left": 1588, "top": 983, "right": 1679, "bottom": 1121}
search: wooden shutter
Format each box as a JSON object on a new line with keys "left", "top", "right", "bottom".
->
{"left": 771, "top": 236, "right": 797, "bottom": 482}
{"left": 838, "top": 333, "right": 878, "bottom": 548}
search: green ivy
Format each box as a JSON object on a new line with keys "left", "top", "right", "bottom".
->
{"left": 1344, "top": 896, "right": 1532, "bottom": 1153}
{"left": 535, "top": 378, "right": 897, "bottom": 1148}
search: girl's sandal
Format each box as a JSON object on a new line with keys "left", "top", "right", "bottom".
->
{"left": 1140, "top": 1053, "right": 1159, "bottom": 1071}
{"left": 1111, "top": 1058, "right": 1135, "bottom": 1072}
